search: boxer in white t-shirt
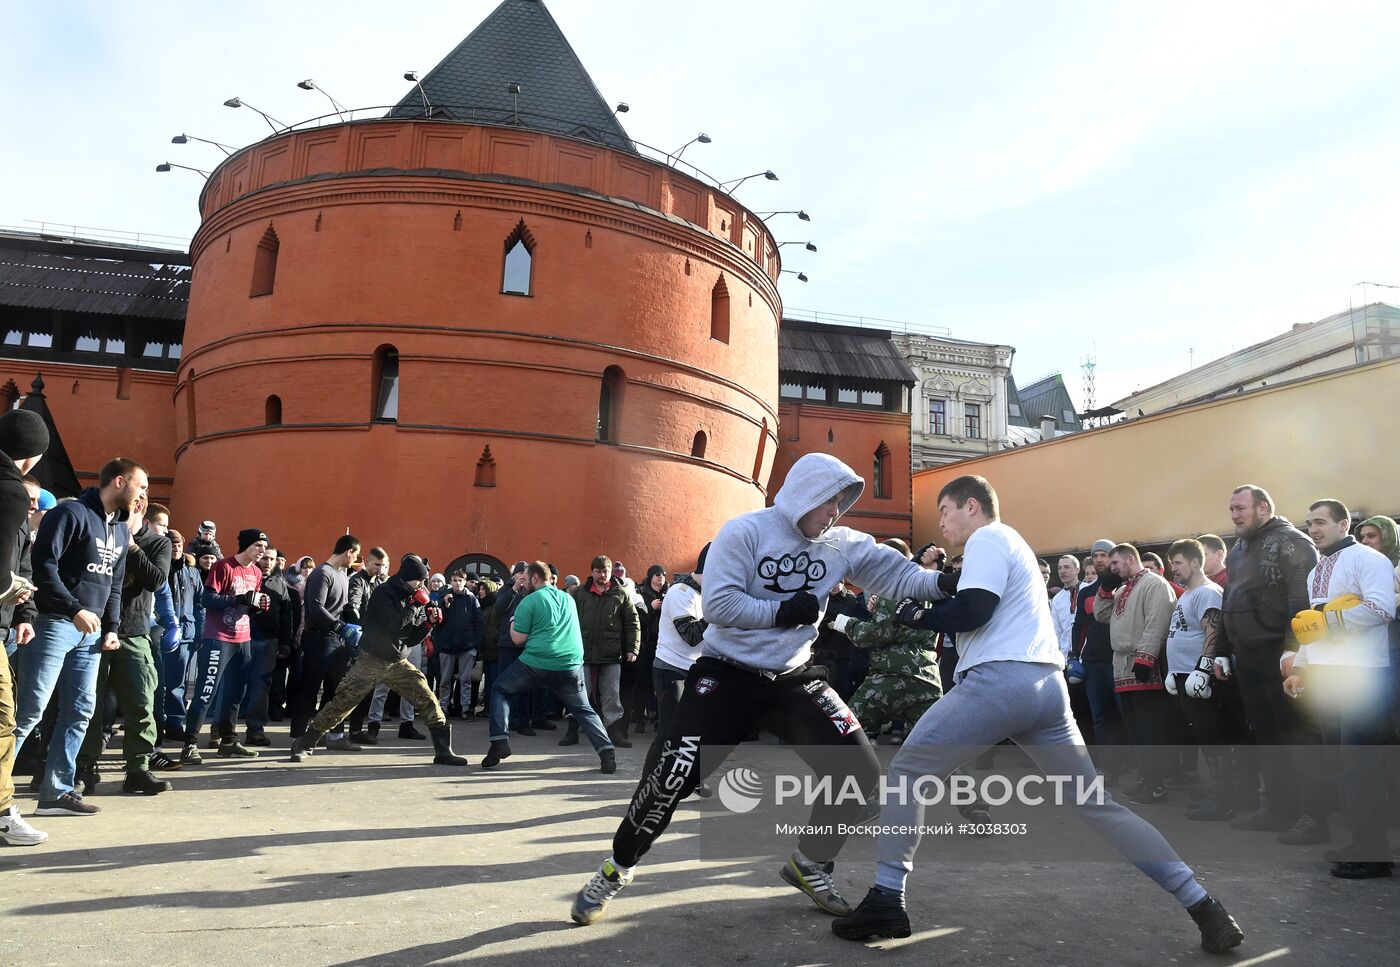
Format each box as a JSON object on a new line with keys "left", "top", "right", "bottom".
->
{"left": 832, "top": 474, "right": 1245, "bottom": 957}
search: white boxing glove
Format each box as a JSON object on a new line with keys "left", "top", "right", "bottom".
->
{"left": 1184, "top": 657, "right": 1214, "bottom": 699}
{"left": 832, "top": 614, "right": 853, "bottom": 636}
{"left": 1164, "top": 672, "right": 1179, "bottom": 696}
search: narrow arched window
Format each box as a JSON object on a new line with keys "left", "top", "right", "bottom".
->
{"left": 265, "top": 394, "right": 282, "bottom": 426}
{"left": 502, "top": 220, "right": 536, "bottom": 295}
{"left": 597, "top": 365, "right": 625, "bottom": 442}
{"left": 251, "top": 225, "right": 279, "bottom": 296}
{"left": 372, "top": 345, "right": 400, "bottom": 422}
{"left": 691, "top": 430, "right": 707, "bottom": 458}
{"left": 474, "top": 445, "right": 497, "bottom": 487}
{"left": 710, "top": 276, "right": 730, "bottom": 343}
{"left": 873, "top": 442, "right": 891, "bottom": 499}
{"left": 184, "top": 368, "right": 198, "bottom": 440}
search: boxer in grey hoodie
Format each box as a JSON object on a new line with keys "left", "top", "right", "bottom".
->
{"left": 570, "top": 453, "right": 949, "bottom": 926}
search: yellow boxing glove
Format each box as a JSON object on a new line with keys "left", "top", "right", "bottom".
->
{"left": 1291, "top": 609, "right": 1326, "bottom": 646}
{"left": 1322, "top": 594, "right": 1363, "bottom": 631}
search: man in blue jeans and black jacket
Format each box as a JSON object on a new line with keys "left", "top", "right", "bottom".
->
{"left": 11, "top": 457, "right": 144, "bottom": 817}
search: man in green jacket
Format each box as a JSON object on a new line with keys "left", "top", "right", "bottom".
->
{"left": 565, "top": 555, "right": 640, "bottom": 749}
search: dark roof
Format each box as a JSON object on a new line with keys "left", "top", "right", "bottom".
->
{"left": 387, "top": 0, "right": 636, "bottom": 155}
{"left": 1015, "top": 372, "right": 1083, "bottom": 432}
{"left": 0, "top": 246, "right": 190, "bottom": 321}
{"left": 16, "top": 375, "right": 81, "bottom": 498}
{"left": 779, "top": 319, "right": 917, "bottom": 384}
{"left": 1006, "top": 372, "right": 1029, "bottom": 427}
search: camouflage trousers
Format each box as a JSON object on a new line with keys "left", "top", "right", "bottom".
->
{"left": 851, "top": 674, "right": 942, "bottom": 735}
{"left": 310, "top": 652, "right": 446, "bottom": 734}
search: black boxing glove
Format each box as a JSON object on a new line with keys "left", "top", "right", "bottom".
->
{"left": 238, "top": 590, "right": 262, "bottom": 608}
{"left": 915, "top": 542, "right": 946, "bottom": 570}
{"left": 891, "top": 596, "right": 932, "bottom": 627}
{"left": 774, "top": 591, "right": 820, "bottom": 628}
{"left": 1099, "top": 570, "right": 1123, "bottom": 593}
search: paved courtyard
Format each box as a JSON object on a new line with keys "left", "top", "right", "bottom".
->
{"left": 3, "top": 720, "right": 1397, "bottom": 966}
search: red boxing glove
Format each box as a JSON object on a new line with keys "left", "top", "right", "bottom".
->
{"left": 423, "top": 635, "right": 435, "bottom": 659}
{"left": 411, "top": 586, "right": 431, "bottom": 606}
{"left": 426, "top": 606, "right": 443, "bottom": 626}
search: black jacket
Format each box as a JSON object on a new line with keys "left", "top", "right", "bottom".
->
{"left": 1221, "top": 516, "right": 1318, "bottom": 654}
{"left": 0, "top": 525, "right": 37, "bottom": 633}
{"left": 436, "top": 588, "right": 485, "bottom": 654}
{"left": 1074, "top": 575, "right": 1117, "bottom": 663}
{"left": 33, "top": 487, "right": 129, "bottom": 633}
{"left": 118, "top": 521, "right": 173, "bottom": 639}
{"left": 253, "top": 569, "right": 295, "bottom": 655}
{"left": 495, "top": 584, "right": 520, "bottom": 650}
{"left": 640, "top": 571, "right": 667, "bottom": 652}
{"left": 345, "top": 569, "right": 387, "bottom": 624}
{"left": 0, "top": 459, "right": 30, "bottom": 590}
{"left": 359, "top": 574, "right": 430, "bottom": 662}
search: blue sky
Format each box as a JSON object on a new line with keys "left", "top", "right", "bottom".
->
{"left": 5, "top": 0, "right": 1399, "bottom": 405}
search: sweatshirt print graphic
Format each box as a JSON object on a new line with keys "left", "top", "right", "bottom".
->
{"left": 700, "top": 452, "right": 943, "bottom": 674}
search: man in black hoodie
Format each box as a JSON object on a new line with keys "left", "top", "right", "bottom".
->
{"left": 0, "top": 411, "right": 49, "bottom": 846}
{"left": 288, "top": 555, "right": 467, "bottom": 766}
{"left": 74, "top": 493, "right": 173, "bottom": 796}
{"left": 11, "top": 457, "right": 144, "bottom": 817}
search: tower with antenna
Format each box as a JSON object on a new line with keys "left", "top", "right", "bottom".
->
{"left": 1080, "top": 353, "right": 1097, "bottom": 427}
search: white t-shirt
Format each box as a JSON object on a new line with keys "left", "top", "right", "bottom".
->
{"left": 954, "top": 521, "right": 1065, "bottom": 674}
{"left": 655, "top": 581, "right": 705, "bottom": 671}
{"left": 1165, "top": 581, "right": 1223, "bottom": 674}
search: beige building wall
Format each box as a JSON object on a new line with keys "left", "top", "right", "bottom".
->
{"left": 913, "top": 357, "right": 1400, "bottom": 555}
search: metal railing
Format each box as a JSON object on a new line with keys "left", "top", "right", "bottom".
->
{"left": 783, "top": 307, "right": 953, "bottom": 337}
{"left": 214, "top": 104, "right": 735, "bottom": 192}
{"left": 3, "top": 220, "right": 190, "bottom": 252}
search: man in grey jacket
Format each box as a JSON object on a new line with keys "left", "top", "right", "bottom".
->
{"left": 570, "top": 453, "right": 947, "bottom": 927}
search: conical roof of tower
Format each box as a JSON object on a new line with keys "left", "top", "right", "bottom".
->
{"left": 389, "top": 0, "right": 636, "bottom": 154}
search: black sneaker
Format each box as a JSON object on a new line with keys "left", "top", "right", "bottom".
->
{"left": 512, "top": 723, "right": 537, "bottom": 737}
{"left": 149, "top": 751, "right": 184, "bottom": 771}
{"left": 1126, "top": 783, "right": 1167, "bottom": 806}
{"left": 399, "top": 722, "right": 426, "bottom": 741}
{"left": 1230, "top": 807, "right": 1285, "bottom": 832}
{"left": 532, "top": 718, "right": 557, "bottom": 731}
{"left": 245, "top": 730, "right": 271, "bottom": 747}
{"left": 832, "top": 887, "right": 911, "bottom": 941}
{"left": 180, "top": 743, "right": 203, "bottom": 766}
{"left": 1165, "top": 772, "right": 1201, "bottom": 788}
{"left": 1331, "top": 861, "right": 1394, "bottom": 879}
{"left": 1187, "top": 896, "right": 1244, "bottom": 954}
{"left": 691, "top": 782, "right": 714, "bottom": 799}
{"left": 599, "top": 749, "right": 617, "bottom": 774}
{"left": 123, "top": 769, "right": 172, "bottom": 795}
{"left": 348, "top": 729, "right": 376, "bottom": 746}
{"left": 1278, "top": 814, "right": 1329, "bottom": 846}
{"left": 34, "top": 792, "right": 101, "bottom": 816}
{"left": 481, "top": 739, "right": 513, "bottom": 769}
{"left": 1185, "top": 797, "right": 1234, "bottom": 822}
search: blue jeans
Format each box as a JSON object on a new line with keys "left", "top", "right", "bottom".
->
{"left": 12, "top": 616, "right": 103, "bottom": 800}
{"left": 158, "top": 638, "right": 196, "bottom": 731}
{"left": 496, "top": 644, "right": 532, "bottom": 721}
{"left": 217, "top": 639, "right": 272, "bottom": 737}
{"left": 489, "top": 659, "right": 612, "bottom": 751}
{"left": 184, "top": 638, "right": 236, "bottom": 743}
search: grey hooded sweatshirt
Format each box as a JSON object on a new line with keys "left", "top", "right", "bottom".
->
{"left": 701, "top": 452, "right": 945, "bottom": 674}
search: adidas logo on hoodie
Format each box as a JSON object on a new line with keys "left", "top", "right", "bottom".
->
{"left": 86, "top": 531, "right": 120, "bottom": 576}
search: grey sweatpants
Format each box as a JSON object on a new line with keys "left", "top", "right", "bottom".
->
{"left": 876, "top": 660, "right": 1201, "bottom": 902}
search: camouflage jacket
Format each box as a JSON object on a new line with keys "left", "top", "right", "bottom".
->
{"left": 844, "top": 596, "right": 941, "bottom": 686}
